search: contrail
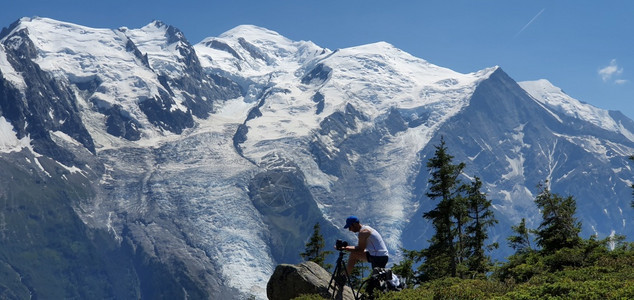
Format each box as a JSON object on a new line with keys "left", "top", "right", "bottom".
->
{"left": 514, "top": 8, "right": 545, "bottom": 38}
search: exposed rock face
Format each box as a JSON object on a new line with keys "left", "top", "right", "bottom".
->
{"left": 0, "top": 27, "right": 95, "bottom": 164}
{"left": 267, "top": 261, "right": 354, "bottom": 300}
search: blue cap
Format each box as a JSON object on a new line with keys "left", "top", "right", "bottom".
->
{"left": 344, "top": 216, "right": 360, "bottom": 229}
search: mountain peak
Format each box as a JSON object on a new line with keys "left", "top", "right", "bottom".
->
{"left": 340, "top": 41, "right": 406, "bottom": 57}
{"left": 213, "top": 24, "right": 323, "bottom": 58}
{"left": 129, "top": 19, "right": 189, "bottom": 46}
{"left": 196, "top": 24, "right": 326, "bottom": 82}
{"left": 354, "top": 40, "right": 396, "bottom": 50}
{"left": 520, "top": 79, "right": 634, "bottom": 140}
{"left": 520, "top": 79, "right": 562, "bottom": 95}
{"left": 219, "top": 24, "right": 289, "bottom": 44}
{"left": 149, "top": 19, "right": 168, "bottom": 28}
{"left": 11, "top": 16, "right": 106, "bottom": 34}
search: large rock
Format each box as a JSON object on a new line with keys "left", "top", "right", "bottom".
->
{"left": 267, "top": 261, "right": 355, "bottom": 300}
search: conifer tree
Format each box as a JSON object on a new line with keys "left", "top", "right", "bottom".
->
{"left": 630, "top": 155, "right": 634, "bottom": 208}
{"left": 453, "top": 193, "right": 469, "bottom": 273}
{"left": 534, "top": 182, "right": 581, "bottom": 253}
{"left": 464, "top": 177, "right": 498, "bottom": 275}
{"left": 419, "top": 137, "right": 465, "bottom": 280}
{"left": 507, "top": 218, "right": 533, "bottom": 254}
{"left": 392, "top": 248, "right": 417, "bottom": 286}
{"left": 300, "top": 222, "right": 333, "bottom": 270}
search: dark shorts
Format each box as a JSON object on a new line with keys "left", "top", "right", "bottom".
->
{"left": 366, "top": 252, "right": 389, "bottom": 269}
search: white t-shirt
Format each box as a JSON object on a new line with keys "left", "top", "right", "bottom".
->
{"left": 361, "top": 225, "right": 389, "bottom": 257}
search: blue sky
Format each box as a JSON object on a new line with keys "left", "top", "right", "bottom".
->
{"left": 2, "top": 0, "right": 633, "bottom": 120}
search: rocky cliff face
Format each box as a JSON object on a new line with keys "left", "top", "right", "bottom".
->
{"left": 0, "top": 17, "right": 633, "bottom": 299}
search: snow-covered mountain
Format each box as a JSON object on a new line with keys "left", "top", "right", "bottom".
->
{"left": 1, "top": 17, "right": 633, "bottom": 299}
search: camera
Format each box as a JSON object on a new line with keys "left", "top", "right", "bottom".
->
{"left": 335, "top": 239, "right": 348, "bottom": 250}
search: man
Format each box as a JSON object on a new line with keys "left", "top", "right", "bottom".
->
{"left": 340, "top": 216, "right": 389, "bottom": 275}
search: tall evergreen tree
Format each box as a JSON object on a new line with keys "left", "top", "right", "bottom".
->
{"left": 630, "top": 155, "right": 634, "bottom": 208}
{"left": 300, "top": 222, "right": 333, "bottom": 270}
{"left": 534, "top": 182, "right": 581, "bottom": 253}
{"left": 419, "top": 137, "right": 465, "bottom": 280}
{"left": 464, "top": 177, "right": 498, "bottom": 275}
{"left": 507, "top": 218, "right": 533, "bottom": 254}
{"left": 453, "top": 193, "right": 469, "bottom": 273}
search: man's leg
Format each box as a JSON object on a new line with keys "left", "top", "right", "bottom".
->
{"left": 346, "top": 250, "right": 367, "bottom": 275}
{"left": 370, "top": 255, "right": 389, "bottom": 269}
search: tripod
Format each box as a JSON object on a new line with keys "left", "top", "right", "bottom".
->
{"left": 327, "top": 250, "right": 361, "bottom": 300}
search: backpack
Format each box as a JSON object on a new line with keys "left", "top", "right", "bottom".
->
{"left": 367, "top": 267, "right": 407, "bottom": 295}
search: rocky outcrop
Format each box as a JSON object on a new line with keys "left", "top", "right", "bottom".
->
{"left": 267, "top": 261, "right": 355, "bottom": 300}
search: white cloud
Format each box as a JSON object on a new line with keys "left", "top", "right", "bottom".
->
{"left": 615, "top": 79, "right": 628, "bottom": 85}
{"left": 598, "top": 59, "right": 624, "bottom": 82}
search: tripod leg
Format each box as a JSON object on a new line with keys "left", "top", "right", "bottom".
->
{"left": 328, "top": 251, "right": 352, "bottom": 300}
{"left": 334, "top": 265, "right": 347, "bottom": 300}
{"left": 328, "top": 253, "right": 342, "bottom": 297}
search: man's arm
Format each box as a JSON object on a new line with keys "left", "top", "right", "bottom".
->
{"left": 346, "top": 229, "right": 370, "bottom": 252}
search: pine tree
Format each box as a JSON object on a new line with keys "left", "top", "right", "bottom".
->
{"left": 630, "top": 155, "right": 634, "bottom": 208}
{"left": 534, "top": 182, "right": 581, "bottom": 253}
{"left": 300, "top": 222, "right": 333, "bottom": 270}
{"left": 453, "top": 193, "right": 469, "bottom": 274}
{"left": 419, "top": 137, "right": 465, "bottom": 280}
{"left": 392, "top": 248, "right": 417, "bottom": 286}
{"left": 464, "top": 177, "right": 498, "bottom": 275}
{"left": 507, "top": 218, "right": 533, "bottom": 254}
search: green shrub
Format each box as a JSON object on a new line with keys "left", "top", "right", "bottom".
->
{"left": 376, "top": 288, "right": 434, "bottom": 300}
{"left": 292, "top": 294, "right": 327, "bottom": 300}
{"left": 321, "top": 246, "right": 634, "bottom": 300}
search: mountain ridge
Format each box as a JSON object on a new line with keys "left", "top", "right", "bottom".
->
{"left": 1, "top": 17, "right": 633, "bottom": 299}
